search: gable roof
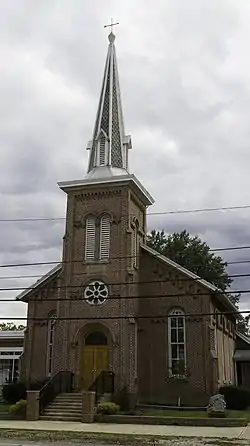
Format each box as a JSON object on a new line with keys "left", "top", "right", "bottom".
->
{"left": 141, "top": 244, "right": 239, "bottom": 316}
{"left": 16, "top": 264, "right": 62, "bottom": 302}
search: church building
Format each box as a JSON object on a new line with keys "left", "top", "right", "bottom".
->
{"left": 18, "top": 30, "right": 239, "bottom": 408}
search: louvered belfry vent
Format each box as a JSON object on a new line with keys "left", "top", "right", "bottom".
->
{"left": 99, "top": 215, "right": 111, "bottom": 260}
{"left": 99, "top": 136, "right": 106, "bottom": 166}
{"left": 85, "top": 217, "right": 96, "bottom": 260}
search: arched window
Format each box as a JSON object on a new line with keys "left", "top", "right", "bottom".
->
{"left": 85, "top": 331, "right": 108, "bottom": 346}
{"left": 46, "top": 313, "right": 56, "bottom": 376}
{"left": 99, "top": 214, "right": 111, "bottom": 260}
{"left": 168, "top": 309, "right": 186, "bottom": 376}
{"left": 96, "top": 132, "right": 108, "bottom": 166}
{"left": 85, "top": 216, "right": 96, "bottom": 261}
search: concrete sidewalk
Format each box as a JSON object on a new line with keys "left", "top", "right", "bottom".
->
{"left": 0, "top": 419, "right": 249, "bottom": 440}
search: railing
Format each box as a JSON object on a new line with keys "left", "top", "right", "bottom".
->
{"left": 39, "top": 371, "right": 74, "bottom": 414}
{"left": 89, "top": 370, "right": 115, "bottom": 402}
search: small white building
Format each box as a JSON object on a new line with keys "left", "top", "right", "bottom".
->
{"left": 0, "top": 331, "right": 24, "bottom": 385}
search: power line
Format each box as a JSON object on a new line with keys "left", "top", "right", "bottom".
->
{"left": 1, "top": 244, "right": 250, "bottom": 269}
{"left": 0, "top": 271, "right": 250, "bottom": 282}
{"left": 1, "top": 289, "right": 249, "bottom": 301}
{"left": 228, "top": 260, "right": 250, "bottom": 265}
{"left": 1, "top": 273, "right": 250, "bottom": 293}
{"left": 1, "top": 204, "right": 250, "bottom": 223}
{"left": 214, "top": 245, "right": 250, "bottom": 252}
{"left": 0, "top": 309, "right": 249, "bottom": 321}
{"left": 0, "top": 275, "right": 42, "bottom": 280}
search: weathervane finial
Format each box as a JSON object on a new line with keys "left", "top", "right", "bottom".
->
{"left": 104, "top": 17, "right": 119, "bottom": 42}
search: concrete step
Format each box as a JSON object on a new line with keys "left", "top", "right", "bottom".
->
{"left": 53, "top": 398, "right": 82, "bottom": 403}
{"left": 0, "top": 414, "right": 14, "bottom": 420}
{"left": 43, "top": 410, "right": 82, "bottom": 416}
{"left": 57, "top": 393, "right": 82, "bottom": 397}
{"left": 54, "top": 398, "right": 82, "bottom": 403}
{"left": 55, "top": 397, "right": 82, "bottom": 402}
{"left": 49, "top": 402, "right": 82, "bottom": 408}
{"left": 44, "top": 407, "right": 82, "bottom": 415}
{"left": 40, "top": 415, "right": 82, "bottom": 422}
{"left": 41, "top": 392, "right": 85, "bottom": 422}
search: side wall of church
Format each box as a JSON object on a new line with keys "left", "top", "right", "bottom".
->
{"left": 21, "top": 274, "right": 60, "bottom": 382}
{"left": 138, "top": 250, "right": 212, "bottom": 406}
{"left": 208, "top": 300, "right": 236, "bottom": 390}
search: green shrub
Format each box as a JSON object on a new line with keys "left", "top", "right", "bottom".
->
{"left": 219, "top": 385, "right": 250, "bottom": 410}
{"left": 97, "top": 402, "right": 120, "bottom": 415}
{"left": 9, "top": 399, "right": 27, "bottom": 416}
{"left": 2, "top": 382, "right": 26, "bottom": 404}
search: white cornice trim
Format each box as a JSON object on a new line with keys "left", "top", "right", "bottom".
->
{"left": 58, "top": 173, "right": 154, "bottom": 206}
{"left": 16, "top": 264, "right": 62, "bottom": 301}
{"left": 141, "top": 244, "right": 240, "bottom": 316}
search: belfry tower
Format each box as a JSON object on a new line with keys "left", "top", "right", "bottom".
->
{"left": 56, "top": 28, "right": 154, "bottom": 402}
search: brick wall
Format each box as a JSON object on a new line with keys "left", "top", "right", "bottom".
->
{"left": 53, "top": 181, "right": 147, "bottom": 398}
{"left": 21, "top": 178, "right": 237, "bottom": 407}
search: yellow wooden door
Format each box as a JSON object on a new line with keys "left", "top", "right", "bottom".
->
{"left": 82, "top": 347, "right": 95, "bottom": 390}
{"left": 82, "top": 346, "right": 109, "bottom": 390}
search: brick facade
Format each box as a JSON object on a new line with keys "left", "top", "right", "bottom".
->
{"left": 20, "top": 178, "right": 237, "bottom": 407}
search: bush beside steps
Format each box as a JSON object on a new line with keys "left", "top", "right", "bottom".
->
{"left": 9, "top": 400, "right": 27, "bottom": 418}
{"left": 97, "top": 402, "right": 120, "bottom": 415}
{"left": 2, "top": 379, "right": 49, "bottom": 404}
{"left": 219, "top": 385, "right": 250, "bottom": 410}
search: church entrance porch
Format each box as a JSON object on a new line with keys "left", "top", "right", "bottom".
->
{"left": 81, "top": 329, "right": 110, "bottom": 390}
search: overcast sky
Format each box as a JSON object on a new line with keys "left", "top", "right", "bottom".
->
{"left": 1, "top": 0, "right": 250, "bottom": 322}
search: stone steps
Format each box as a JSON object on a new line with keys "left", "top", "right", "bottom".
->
{"left": 48, "top": 403, "right": 82, "bottom": 409}
{"left": 40, "top": 414, "right": 82, "bottom": 422}
{"left": 41, "top": 392, "right": 83, "bottom": 422}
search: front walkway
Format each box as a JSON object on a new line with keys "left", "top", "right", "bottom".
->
{"left": 0, "top": 419, "right": 249, "bottom": 440}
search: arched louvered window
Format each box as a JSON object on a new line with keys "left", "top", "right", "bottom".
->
{"left": 99, "top": 138, "right": 105, "bottom": 165}
{"left": 46, "top": 313, "right": 56, "bottom": 376}
{"left": 168, "top": 308, "right": 186, "bottom": 376}
{"left": 85, "top": 217, "right": 96, "bottom": 261}
{"left": 98, "top": 134, "right": 107, "bottom": 166}
{"left": 99, "top": 215, "right": 111, "bottom": 260}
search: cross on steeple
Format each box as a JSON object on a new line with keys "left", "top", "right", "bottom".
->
{"left": 104, "top": 18, "right": 119, "bottom": 34}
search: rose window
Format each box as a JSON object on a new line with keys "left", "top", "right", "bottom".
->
{"left": 84, "top": 281, "right": 108, "bottom": 305}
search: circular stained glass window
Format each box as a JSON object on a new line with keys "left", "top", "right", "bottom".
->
{"left": 84, "top": 281, "right": 108, "bottom": 305}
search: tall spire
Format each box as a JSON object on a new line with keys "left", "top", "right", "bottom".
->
{"left": 86, "top": 27, "right": 132, "bottom": 178}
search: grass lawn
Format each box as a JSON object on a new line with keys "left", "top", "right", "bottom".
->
{"left": 0, "top": 403, "right": 11, "bottom": 414}
{"left": 137, "top": 409, "right": 250, "bottom": 421}
{"left": 0, "top": 403, "right": 10, "bottom": 410}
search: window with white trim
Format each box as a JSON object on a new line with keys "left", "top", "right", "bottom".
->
{"left": 85, "top": 217, "right": 96, "bottom": 261}
{"left": 168, "top": 309, "right": 186, "bottom": 376}
{"left": 0, "top": 348, "right": 23, "bottom": 385}
{"left": 99, "top": 215, "right": 111, "bottom": 260}
{"left": 46, "top": 313, "right": 56, "bottom": 376}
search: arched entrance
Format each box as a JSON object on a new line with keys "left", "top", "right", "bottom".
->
{"left": 81, "top": 329, "right": 110, "bottom": 390}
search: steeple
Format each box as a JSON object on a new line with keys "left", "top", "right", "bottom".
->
{"left": 86, "top": 30, "right": 132, "bottom": 179}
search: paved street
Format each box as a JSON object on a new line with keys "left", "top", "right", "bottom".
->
{"left": 0, "top": 440, "right": 250, "bottom": 446}
{"left": 0, "top": 420, "right": 250, "bottom": 444}
{"left": 0, "top": 419, "right": 245, "bottom": 438}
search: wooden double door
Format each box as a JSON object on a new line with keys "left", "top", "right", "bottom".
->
{"left": 81, "top": 330, "right": 110, "bottom": 390}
